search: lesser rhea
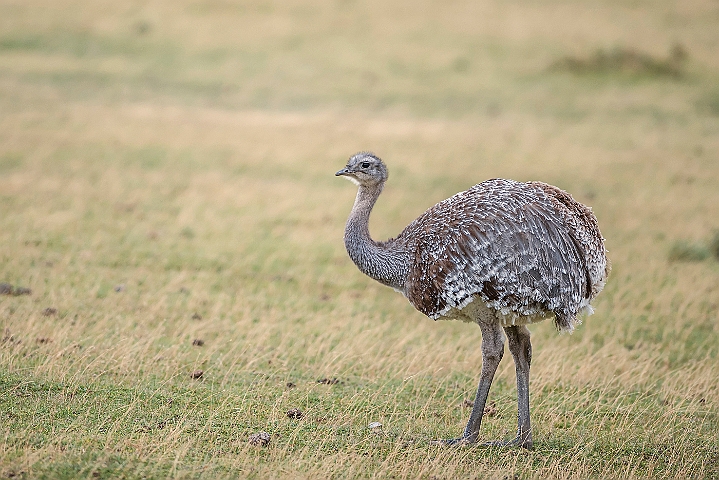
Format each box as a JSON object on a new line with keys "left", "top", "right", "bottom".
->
{"left": 336, "top": 152, "right": 609, "bottom": 449}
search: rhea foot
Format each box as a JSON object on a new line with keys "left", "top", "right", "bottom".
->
{"left": 430, "top": 436, "right": 476, "bottom": 446}
{"left": 432, "top": 436, "right": 533, "bottom": 450}
{"left": 483, "top": 436, "right": 533, "bottom": 450}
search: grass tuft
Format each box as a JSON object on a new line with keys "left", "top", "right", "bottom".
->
{"left": 667, "top": 240, "right": 709, "bottom": 262}
{"left": 0, "top": 152, "right": 23, "bottom": 172}
{"left": 696, "top": 90, "right": 719, "bottom": 116}
{"left": 549, "top": 43, "right": 688, "bottom": 78}
{"left": 709, "top": 230, "right": 719, "bottom": 261}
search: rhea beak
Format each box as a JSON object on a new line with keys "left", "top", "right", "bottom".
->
{"left": 336, "top": 167, "right": 361, "bottom": 185}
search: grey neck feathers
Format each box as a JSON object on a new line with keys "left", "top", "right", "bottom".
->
{"left": 344, "top": 183, "right": 409, "bottom": 291}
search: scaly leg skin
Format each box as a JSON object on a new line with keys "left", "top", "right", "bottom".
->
{"left": 496, "top": 325, "right": 533, "bottom": 450}
{"left": 433, "top": 321, "right": 504, "bottom": 446}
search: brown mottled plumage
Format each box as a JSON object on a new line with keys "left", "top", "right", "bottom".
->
{"left": 337, "top": 152, "right": 609, "bottom": 449}
{"left": 404, "top": 178, "right": 608, "bottom": 330}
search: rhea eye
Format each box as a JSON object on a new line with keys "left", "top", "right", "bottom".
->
{"left": 361, "top": 161, "right": 370, "bottom": 169}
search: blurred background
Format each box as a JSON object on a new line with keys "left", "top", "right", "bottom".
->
{"left": 2, "top": 1, "right": 718, "bottom": 115}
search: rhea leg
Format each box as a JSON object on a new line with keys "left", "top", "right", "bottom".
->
{"left": 502, "top": 325, "right": 533, "bottom": 449}
{"left": 438, "top": 321, "right": 505, "bottom": 445}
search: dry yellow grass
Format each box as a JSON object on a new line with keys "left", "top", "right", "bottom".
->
{"left": 1, "top": 0, "right": 718, "bottom": 478}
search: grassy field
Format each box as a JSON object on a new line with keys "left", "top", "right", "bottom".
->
{"left": 1, "top": 0, "right": 719, "bottom": 478}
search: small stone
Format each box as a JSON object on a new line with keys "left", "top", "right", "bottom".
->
{"left": 42, "top": 307, "right": 58, "bottom": 316}
{"left": 286, "top": 382, "right": 296, "bottom": 389}
{"left": 192, "top": 339, "right": 204, "bottom": 347}
{"left": 483, "top": 401, "right": 498, "bottom": 417}
{"left": 368, "top": 422, "right": 383, "bottom": 431}
{"left": 0, "top": 283, "right": 12, "bottom": 295}
{"left": 191, "top": 312, "right": 202, "bottom": 320}
{"left": 191, "top": 369, "right": 204, "bottom": 379}
{"left": 286, "top": 408, "right": 303, "bottom": 419}
{"left": 461, "top": 399, "right": 474, "bottom": 408}
{"left": 248, "top": 431, "right": 271, "bottom": 447}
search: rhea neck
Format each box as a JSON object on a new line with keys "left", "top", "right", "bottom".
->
{"left": 344, "top": 181, "right": 409, "bottom": 291}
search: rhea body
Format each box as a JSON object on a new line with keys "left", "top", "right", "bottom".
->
{"left": 336, "top": 152, "right": 609, "bottom": 449}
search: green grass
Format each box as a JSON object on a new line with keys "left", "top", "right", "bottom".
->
{"left": 668, "top": 241, "right": 710, "bottom": 263}
{"left": 1, "top": 0, "right": 719, "bottom": 478}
